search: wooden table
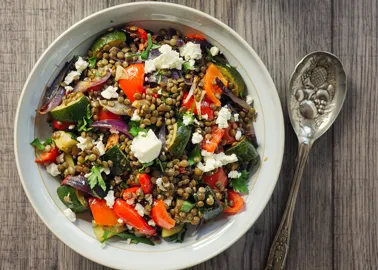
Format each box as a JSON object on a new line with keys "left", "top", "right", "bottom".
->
{"left": 1, "top": 0, "right": 377, "bottom": 269}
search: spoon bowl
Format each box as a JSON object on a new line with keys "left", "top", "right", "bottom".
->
{"left": 288, "top": 51, "right": 347, "bottom": 142}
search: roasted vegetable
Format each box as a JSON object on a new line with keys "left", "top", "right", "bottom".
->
{"left": 57, "top": 185, "right": 88, "bottom": 212}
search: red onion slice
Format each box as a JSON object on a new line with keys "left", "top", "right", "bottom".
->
{"left": 37, "top": 86, "right": 65, "bottom": 114}
{"left": 73, "top": 70, "right": 111, "bottom": 92}
{"left": 215, "top": 78, "right": 251, "bottom": 111}
{"left": 91, "top": 119, "right": 132, "bottom": 138}
{"left": 61, "top": 175, "right": 92, "bottom": 195}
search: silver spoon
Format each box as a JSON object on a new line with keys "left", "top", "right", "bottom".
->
{"left": 265, "top": 51, "right": 347, "bottom": 270}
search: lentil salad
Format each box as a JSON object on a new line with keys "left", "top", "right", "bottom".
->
{"left": 31, "top": 25, "right": 260, "bottom": 245}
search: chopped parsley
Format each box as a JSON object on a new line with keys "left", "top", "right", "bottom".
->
{"left": 88, "top": 166, "right": 106, "bottom": 191}
{"left": 141, "top": 33, "right": 153, "bottom": 60}
{"left": 139, "top": 160, "right": 154, "bottom": 172}
{"left": 88, "top": 56, "right": 97, "bottom": 68}
{"left": 129, "top": 121, "right": 147, "bottom": 137}
{"left": 77, "top": 104, "right": 93, "bottom": 132}
{"left": 230, "top": 170, "right": 249, "bottom": 194}
{"left": 30, "top": 137, "right": 54, "bottom": 150}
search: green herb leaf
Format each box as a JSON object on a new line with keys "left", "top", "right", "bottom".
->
{"left": 129, "top": 121, "right": 147, "bottom": 137}
{"left": 139, "top": 160, "right": 154, "bottom": 172}
{"left": 141, "top": 33, "right": 153, "bottom": 60}
{"left": 30, "top": 137, "right": 55, "bottom": 150}
{"left": 157, "top": 73, "right": 162, "bottom": 84}
{"left": 88, "top": 56, "right": 97, "bottom": 69}
{"left": 30, "top": 138, "right": 45, "bottom": 150}
{"left": 165, "top": 224, "right": 187, "bottom": 243}
{"left": 88, "top": 166, "right": 106, "bottom": 191}
{"left": 101, "top": 225, "right": 117, "bottom": 243}
{"left": 156, "top": 158, "right": 166, "bottom": 172}
{"left": 230, "top": 170, "right": 249, "bottom": 194}
{"left": 77, "top": 105, "right": 93, "bottom": 132}
{"left": 151, "top": 44, "right": 160, "bottom": 49}
{"left": 183, "top": 61, "right": 196, "bottom": 72}
{"left": 116, "top": 232, "right": 155, "bottom": 245}
{"left": 188, "top": 145, "right": 201, "bottom": 165}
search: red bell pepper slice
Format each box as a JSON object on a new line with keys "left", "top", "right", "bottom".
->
{"left": 182, "top": 92, "right": 214, "bottom": 120}
{"left": 53, "top": 120, "right": 72, "bottom": 130}
{"left": 136, "top": 27, "right": 148, "bottom": 41}
{"left": 118, "top": 63, "right": 145, "bottom": 102}
{"left": 203, "top": 64, "right": 228, "bottom": 107}
{"left": 203, "top": 168, "right": 228, "bottom": 190}
{"left": 138, "top": 174, "right": 154, "bottom": 194}
{"left": 222, "top": 125, "right": 236, "bottom": 145}
{"left": 201, "top": 126, "right": 225, "bottom": 153}
{"left": 223, "top": 190, "right": 244, "bottom": 214}
{"left": 98, "top": 107, "right": 122, "bottom": 121}
{"left": 151, "top": 200, "right": 176, "bottom": 230}
{"left": 89, "top": 197, "right": 119, "bottom": 226}
{"left": 113, "top": 199, "right": 156, "bottom": 236}
{"left": 186, "top": 33, "right": 206, "bottom": 40}
{"left": 35, "top": 145, "right": 59, "bottom": 164}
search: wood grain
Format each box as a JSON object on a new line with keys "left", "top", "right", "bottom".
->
{"left": 0, "top": 0, "right": 377, "bottom": 269}
{"left": 332, "top": 1, "right": 378, "bottom": 269}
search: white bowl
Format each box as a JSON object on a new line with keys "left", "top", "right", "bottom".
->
{"left": 14, "top": 2, "right": 284, "bottom": 269}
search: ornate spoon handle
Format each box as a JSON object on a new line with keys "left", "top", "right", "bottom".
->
{"left": 265, "top": 141, "right": 312, "bottom": 270}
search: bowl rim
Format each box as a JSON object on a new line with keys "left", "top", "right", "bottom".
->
{"left": 14, "top": 1, "right": 285, "bottom": 269}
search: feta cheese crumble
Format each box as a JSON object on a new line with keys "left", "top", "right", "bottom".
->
{"left": 130, "top": 129, "right": 162, "bottom": 163}
{"left": 64, "top": 86, "right": 73, "bottom": 94}
{"left": 46, "top": 163, "right": 60, "bottom": 176}
{"left": 246, "top": 94, "right": 253, "bottom": 105}
{"left": 164, "top": 198, "right": 172, "bottom": 206}
{"left": 210, "top": 46, "right": 220, "bottom": 56}
{"left": 101, "top": 86, "right": 119, "bottom": 99}
{"left": 56, "top": 153, "right": 65, "bottom": 163}
{"left": 117, "top": 218, "right": 124, "bottom": 224}
{"left": 68, "top": 124, "right": 75, "bottom": 130}
{"left": 197, "top": 150, "right": 238, "bottom": 172}
{"left": 180, "top": 42, "right": 202, "bottom": 61}
{"left": 201, "top": 114, "right": 209, "bottom": 120}
{"left": 100, "top": 167, "right": 111, "bottom": 175}
{"left": 156, "top": 177, "right": 166, "bottom": 191}
{"left": 144, "top": 60, "right": 156, "bottom": 73}
{"left": 131, "top": 110, "right": 141, "bottom": 121}
{"left": 191, "top": 131, "right": 203, "bottom": 144}
{"left": 104, "top": 190, "right": 115, "bottom": 208}
{"left": 94, "top": 135, "right": 105, "bottom": 156}
{"left": 233, "top": 113, "right": 239, "bottom": 122}
{"left": 228, "top": 170, "right": 241, "bottom": 179}
{"left": 64, "top": 71, "right": 80, "bottom": 85}
{"left": 148, "top": 219, "right": 156, "bottom": 226}
{"left": 144, "top": 44, "right": 185, "bottom": 73}
{"left": 183, "top": 112, "right": 194, "bottom": 126}
{"left": 235, "top": 129, "right": 242, "bottom": 141}
{"left": 76, "top": 136, "right": 91, "bottom": 151}
{"left": 75, "top": 57, "right": 89, "bottom": 73}
{"left": 216, "top": 106, "right": 231, "bottom": 128}
{"left": 63, "top": 208, "right": 76, "bottom": 222}
{"left": 135, "top": 203, "right": 145, "bottom": 216}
